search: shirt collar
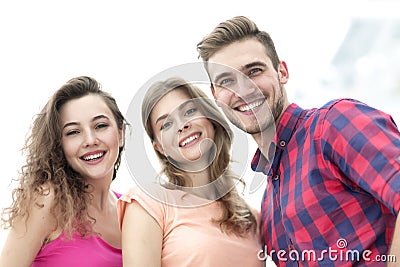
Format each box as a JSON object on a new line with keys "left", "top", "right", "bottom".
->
{"left": 251, "top": 103, "right": 305, "bottom": 174}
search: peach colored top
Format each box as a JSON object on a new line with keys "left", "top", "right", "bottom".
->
{"left": 118, "top": 185, "right": 264, "bottom": 267}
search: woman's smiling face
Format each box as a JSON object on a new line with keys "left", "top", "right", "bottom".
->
{"left": 60, "top": 94, "right": 124, "bottom": 182}
{"left": 150, "top": 88, "right": 215, "bottom": 168}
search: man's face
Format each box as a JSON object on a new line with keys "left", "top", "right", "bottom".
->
{"left": 207, "top": 38, "right": 288, "bottom": 135}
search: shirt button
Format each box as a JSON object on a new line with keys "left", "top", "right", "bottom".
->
{"left": 279, "top": 140, "right": 286, "bottom": 147}
{"left": 273, "top": 174, "right": 279, "bottom": 180}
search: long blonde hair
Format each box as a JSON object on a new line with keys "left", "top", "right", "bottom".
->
{"left": 1, "top": 76, "right": 127, "bottom": 238}
{"left": 142, "top": 77, "right": 256, "bottom": 236}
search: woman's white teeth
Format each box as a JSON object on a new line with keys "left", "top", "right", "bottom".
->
{"left": 83, "top": 152, "right": 104, "bottom": 161}
{"left": 180, "top": 134, "right": 199, "bottom": 147}
{"left": 238, "top": 100, "right": 263, "bottom": 112}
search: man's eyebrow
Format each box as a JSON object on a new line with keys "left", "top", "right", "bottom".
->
{"left": 213, "top": 72, "right": 233, "bottom": 84}
{"left": 240, "top": 61, "right": 267, "bottom": 71}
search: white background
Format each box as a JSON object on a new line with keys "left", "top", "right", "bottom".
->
{"left": 1, "top": 0, "right": 399, "bottom": 264}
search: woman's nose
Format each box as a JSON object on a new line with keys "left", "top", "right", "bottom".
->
{"left": 178, "top": 123, "right": 190, "bottom": 133}
{"left": 83, "top": 130, "right": 99, "bottom": 147}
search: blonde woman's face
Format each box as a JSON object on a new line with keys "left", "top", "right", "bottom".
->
{"left": 150, "top": 89, "right": 216, "bottom": 169}
{"left": 60, "top": 94, "right": 124, "bottom": 182}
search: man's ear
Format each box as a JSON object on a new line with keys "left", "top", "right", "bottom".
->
{"left": 152, "top": 140, "right": 165, "bottom": 155}
{"left": 210, "top": 84, "right": 223, "bottom": 107}
{"left": 278, "top": 61, "right": 289, "bottom": 84}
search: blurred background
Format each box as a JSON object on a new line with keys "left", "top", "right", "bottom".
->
{"left": 1, "top": 0, "right": 399, "bottom": 264}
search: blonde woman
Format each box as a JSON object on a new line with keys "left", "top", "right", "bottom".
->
{"left": 118, "top": 77, "right": 264, "bottom": 267}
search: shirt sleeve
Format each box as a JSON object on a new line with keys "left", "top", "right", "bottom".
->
{"left": 117, "top": 185, "right": 166, "bottom": 231}
{"left": 320, "top": 99, "right": 400, "bottom": 214}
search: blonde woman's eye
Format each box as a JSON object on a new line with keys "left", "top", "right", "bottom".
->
{"left": 184, "top": 108, "right": 197, "bottom": 116}
{"left": 160, "top": 121, "right": 172, "bottom": 130}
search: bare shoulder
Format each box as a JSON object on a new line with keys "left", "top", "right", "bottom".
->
{"left": 0, "top": 184, "right": 58, "bottom": 266}
{"left": 15, "top": 183, "right": 57, "bottom": 236}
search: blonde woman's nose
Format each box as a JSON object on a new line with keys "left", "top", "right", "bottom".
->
{"left": 178, "top": 123, "right": 190, "bottom": 133}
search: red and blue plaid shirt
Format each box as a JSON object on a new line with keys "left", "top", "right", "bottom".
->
{"left": 252, "top": 99, "right": 400, "bottom": 266}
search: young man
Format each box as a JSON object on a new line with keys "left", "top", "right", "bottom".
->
{"left": 197, "top": 16, "right": 400, "bottom": 266}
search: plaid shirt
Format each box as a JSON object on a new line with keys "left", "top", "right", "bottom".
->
{"left": 252, "top": 99, "right": 400, "bottom": 266}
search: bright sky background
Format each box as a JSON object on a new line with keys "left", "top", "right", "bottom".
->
{"left": 1, "top": 0, "right": 399, "bottom": 261}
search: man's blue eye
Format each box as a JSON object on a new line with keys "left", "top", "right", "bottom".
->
{"left": 220, "top": 78, "right": 233, "bottom": 86}
{"left": 249, "top": 68, "right": 262, "bottom": 75}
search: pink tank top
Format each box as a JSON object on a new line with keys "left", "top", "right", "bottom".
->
{"left": 31, "top": 232, "right": 122, "bottom": 267}
{"left": 32, "top": 192, "right": 122, "bottom": 267}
